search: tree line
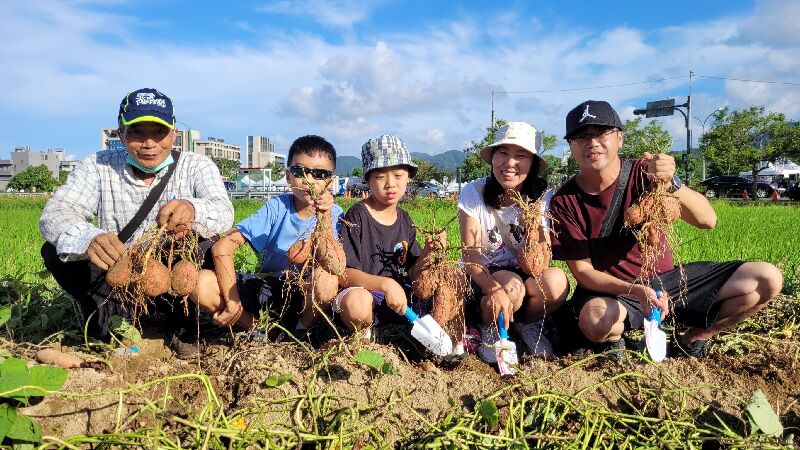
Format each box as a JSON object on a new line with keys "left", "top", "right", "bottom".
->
{"left": 8, "top": 106, "right": 799, "bottom": 194}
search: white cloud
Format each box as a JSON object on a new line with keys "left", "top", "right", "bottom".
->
{"left": 1, "top": 0, "right": 798, "bottom": 160}
{"left": 731, "top": 0, "right": 800, "bottom": 49}
{"left": 256, "top": 0, "right": 382, "bottom": 28}
{"left": 416, "top": 129, "right": 447, "bottom": 148}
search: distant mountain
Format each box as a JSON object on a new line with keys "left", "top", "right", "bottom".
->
{"left": 335, "top": 156, "right": 361, "bottom": 176}
{"left": 410, "top": 150, "right": 467, "bottom": 171}
{"left": 336, "top": 150, "right": 467, "bottom": 176}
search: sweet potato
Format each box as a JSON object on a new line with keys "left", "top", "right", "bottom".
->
{"left": 664, "top": 196, "right": 681, "bottom": 223}
{"left": 432, "top": 287, "right": 457, "bottom": 325}
{"left": 35, "top": 348, "right": 83, "bottom": 369}
{"left": 316, "top": 235, "right": 346, "bottom": 276}
{"left": 141, "top": 258, "right": 171, "bottom": 297}
{"left": 519, "top": 241, "right": 550, "bottom": 277}
{"left": 171, "top": 260, "right": 199, "bottom": 297}
{"left": 624, "top": 204, "right": 644, "bottom": 227}
{"left": 287, "top": 238, "right": 312, "bottom": 264}
{"left": 302, "top": 266, "right": 339, "bottom": 305}
{"left": 106, "top": 254, "right": 132, "bottom": 287}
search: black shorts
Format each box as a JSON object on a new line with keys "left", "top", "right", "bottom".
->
{"left": 564, "top": 261, "right": 744, "bottom": 330}
{"left": 236, "top": 272, "right": 306, "bottom": 328}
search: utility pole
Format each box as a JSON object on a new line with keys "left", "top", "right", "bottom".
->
{"left": 633, "top": 71, "right": 694, "bottom": 180}
{"left": 490, "top": 91, "right": 496, "bottom": 127}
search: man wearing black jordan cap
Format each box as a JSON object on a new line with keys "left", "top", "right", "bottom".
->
{"left": 549, "top": 99, "right": 782, "bottom": 359}
{"left": 39, "top": 88, "right": 234, "bottom": 348}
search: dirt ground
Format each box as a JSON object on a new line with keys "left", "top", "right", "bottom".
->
{"left": 18, "top": 304, "right": 800, "bottom": 445}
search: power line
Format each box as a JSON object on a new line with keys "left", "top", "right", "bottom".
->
{"left": 492, "top": 75, "right": 688, "bottom": 95}
{"left": 696, "top": 74, "right": 800, "bottom": 86}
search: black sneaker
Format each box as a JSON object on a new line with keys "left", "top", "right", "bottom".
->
{"left": 169, "top": 332, "right": 206, "bottom": 360}
{"left": 598, "top": 338, "right": 626, "bottom": 362}
{"left": 670, "top": 339, "right": 709, "bottom": 358}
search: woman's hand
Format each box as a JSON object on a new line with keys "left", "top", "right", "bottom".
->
{"left": 486, "top": 286, "right": 514, "bottom": 330}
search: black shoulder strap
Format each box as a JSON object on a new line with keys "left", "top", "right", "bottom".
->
{"left": 118, "top": 150, "right": 181, "bottom": 243}
{"left": 598, "top": 158, "right": 633, "bottom": 240}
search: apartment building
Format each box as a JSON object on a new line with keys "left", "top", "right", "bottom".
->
{"left": 245, "top": 135, "right": 285, "bottom": 168}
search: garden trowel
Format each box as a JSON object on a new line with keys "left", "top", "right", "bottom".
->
{"left": 643, "top": 290, "right": 667, "bottom": 362}
{"left": 496, "top": 312, "right": 518, "bottom": 376}
{"left": 403, "top": 307, "right": 453, "bottom": 357}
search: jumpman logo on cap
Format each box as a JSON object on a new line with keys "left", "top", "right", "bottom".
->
{"left": 580, "top": 104, "right": 597, "bottom": 122}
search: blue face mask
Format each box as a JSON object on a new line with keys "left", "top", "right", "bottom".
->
{"left": 126, "top": 154, "right": 174, "bottom": 173}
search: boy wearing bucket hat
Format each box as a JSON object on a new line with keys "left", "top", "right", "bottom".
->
{"left": 458, "top": 121, "right": 569, "bottom": 364}
{"left": 39, "top": 88, "right": 233, "bottom": 349}
{"left": 336, "top": 135, "right": 447, "bottom": 339}
{"left": 550, "top": 100, "right": 782, "bottom": 359}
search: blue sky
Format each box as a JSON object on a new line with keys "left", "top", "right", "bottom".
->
{"left": 1, "top": 0, "right": 798, "bottom": 161}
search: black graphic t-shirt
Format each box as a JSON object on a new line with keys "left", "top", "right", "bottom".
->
{"left": 341, "top": 201, "right": 422, "bottom": 290}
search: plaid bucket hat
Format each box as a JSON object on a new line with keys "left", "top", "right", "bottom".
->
{"left": 361, "top": 135, "right": 418, "bottom": 178}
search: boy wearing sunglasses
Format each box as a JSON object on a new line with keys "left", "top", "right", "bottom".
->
{"left": 334, "top": 135, "right": 446, "bottom": 340}
{"left": 193, "top": 135, "right": 343, "bottom": 338}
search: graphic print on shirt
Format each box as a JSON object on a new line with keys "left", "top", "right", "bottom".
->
{"left": 487, "top": 227, "right": 501, "bottom": 249}
{"left": 509, "top": 223, "right": 526, "bottom": 243}
{"left": 372, "top": 240, "right": 411, "bottom": 280}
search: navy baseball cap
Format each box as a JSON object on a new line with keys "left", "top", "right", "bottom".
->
{"left": 118, "top": 88, "right": 175, "bottom": 129}
{"left": 564, "top": 100, "right": 623, "bottom": 139}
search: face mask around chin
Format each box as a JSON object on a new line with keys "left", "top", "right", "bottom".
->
{"left": 126, "top": 154, "right": 174, "bottom": 173}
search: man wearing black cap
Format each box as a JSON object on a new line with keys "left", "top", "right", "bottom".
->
{"left": 550, "top": 100, "right": 782, "bottom": 359}
{"left": 39, "top": 88, "right": 234, "bottom": 350}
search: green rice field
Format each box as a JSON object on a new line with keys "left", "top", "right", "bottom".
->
{"left": 1, "top": 194, "right": 799, "bottom": 448}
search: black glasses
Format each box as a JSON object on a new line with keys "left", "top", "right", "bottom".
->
{"left": 569, "top": 128, "right": 617, "bottom": 144}
{"left": 288, "top": 165, "right": 334, "bottom": 180}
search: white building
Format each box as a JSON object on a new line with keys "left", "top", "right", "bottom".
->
{"left": 101, "top": 127, "right": 200, "bottom": 154}
{"left": 0, "top": 146, "right": 65, "bottom": 189}
{"left": 245, "top": 135, "right": 285, "bottom": 168}
{"left": 193, "top": 137, "right": 241, "bottom": 162}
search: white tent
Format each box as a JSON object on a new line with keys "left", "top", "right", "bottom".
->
{"left": 759, "top": 162, "right": 800, "bottom": 176}
{"left": 740, "top": 161, "right": 800, "bottom": 178}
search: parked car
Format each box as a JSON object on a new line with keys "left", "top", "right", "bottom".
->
{"left": 414, "top": 181, "right": 445, "bottom": 198}
{"left": 699, "top": 176, "right": 776, "bottom": 199}
{"left": 346, "top": 179, "right": 370, "bottom": 197}
{"left": 785, "top": 182, "right": 800, "bottom": 201}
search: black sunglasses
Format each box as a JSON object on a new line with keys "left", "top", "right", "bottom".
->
{"left": 288, "top": 165, "right": 334, "bottom": 180}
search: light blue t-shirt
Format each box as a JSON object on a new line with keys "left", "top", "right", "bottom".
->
{"left": 236, "top": 193, "right": 344, "bottom": 274}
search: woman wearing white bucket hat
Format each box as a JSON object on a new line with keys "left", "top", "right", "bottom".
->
{"left": 458, "top": 121, "right": 569, "bottom": 364}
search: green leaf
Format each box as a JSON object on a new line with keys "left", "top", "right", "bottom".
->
{"left": 744, "top": 389, "right": 783, "bottom": 437}
{"left": 380, "top": 362, "right": 397, "bottom": 375}
{"left": 0, "top": 306, "right": 11, "bottom": 327}
{"left": 263, "top": 373, "right": 292, "bottom": 388}
{"left": 0, "top": 358, "right": 66, "bottom": 401}
{"left": 0, "top": 404, "right": 16, "bottom": 442}
{"left": 28, "top": 365, "right": 68, "bottom": 393}
{"left": 353, "top": 349, "right": 385, "bottom": 371}
{"left": 0, "top": 348, "right": 12, "bottom": 363}
{"left": 0, "top": 359, "right": 32, "bottom": 402}
{"left": 12, "top": 441, "right": 36, "bottom": 450}
{"left": 108, "top": 315, "right": 141, "bottom": 344}
{"left": 5, "top": 412, "right": 41, "bottom": 443}
{"left": 477, "top": 399, "right": 499, "bottom": 429}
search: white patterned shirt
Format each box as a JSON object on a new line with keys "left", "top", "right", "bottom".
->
{"left": 458, "top": 177, "right": 552, "bottom": 268}
{"left": 40, "top": 149, "right": 234, "bottom": 260}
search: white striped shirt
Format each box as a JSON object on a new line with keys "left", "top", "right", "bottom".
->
{"left": 40, "top": 149, "right": 234, "bottom": 260}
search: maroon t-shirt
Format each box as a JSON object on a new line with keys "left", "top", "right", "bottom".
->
{"left": 550, "top": 159, "right": 674, "bottom": 282}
